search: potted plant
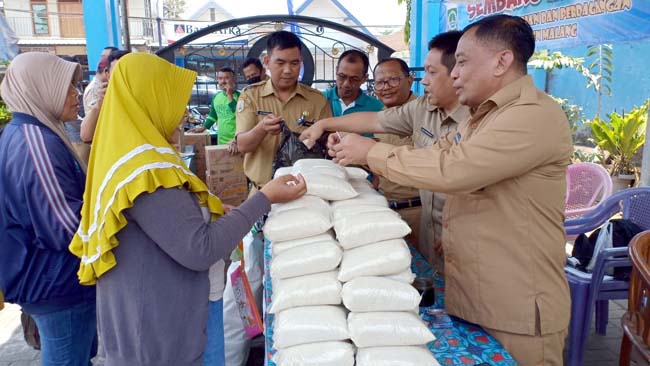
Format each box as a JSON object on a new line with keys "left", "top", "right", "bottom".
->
{"left": 588, "top": 100, "right": 648, "bottom": 191}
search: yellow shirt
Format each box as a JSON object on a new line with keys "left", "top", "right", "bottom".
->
{"left": 235, "top": 80, "right": 332, "bottom": 186}
{"left": 368, "top": 76, "right": 572, "bottom": 336}
{"left": 376, "top": 95, "right": 469, "bottom": 269}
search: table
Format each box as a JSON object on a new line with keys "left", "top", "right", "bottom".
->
{"left": 263, "top": 241, "right": 517, "bottom": 366}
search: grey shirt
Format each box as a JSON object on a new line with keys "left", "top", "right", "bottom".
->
{"left": 97, "top": 187, "right": 270, "bottom": 366}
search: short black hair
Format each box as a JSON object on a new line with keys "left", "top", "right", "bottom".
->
{"left": 374, "top": 58, "right": 410, "bottom": 77}
{"left": 218, "top": 66, "right": 235, "bottom": 75}
{"left": 427, "top": 31, "right": 463, "bottom": 74}
{"left": 266, "top": 31, "right": 301, "bottom": 55}
{"left": 337, "top": 49, "right": 370, "bottom": 75}
{"left": 463, "top": 14, "right": 535, "bottom": 74}
{"left": 107, "top": 49, "right": 130, "bottom": 65}
{"left": 242, "top": 57, "right": 263, "bottom": 72}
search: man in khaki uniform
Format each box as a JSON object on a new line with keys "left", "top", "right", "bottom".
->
{"left": 236, "top": 31, "right": 332, "bottom": 191}
{"left": 327, "top": 15, "right": 571, "bottom": 365}
{"left": 301, "top": 31, "right": 468, "bottom": 271}
{"left": 372, "top": 58, "right": 422, "bottom": 249}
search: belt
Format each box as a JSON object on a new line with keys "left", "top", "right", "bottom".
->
{"left": 388, "top": 197, "right": 421, "bottom": 210}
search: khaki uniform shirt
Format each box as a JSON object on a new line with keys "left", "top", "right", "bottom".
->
{"left": 235, "top": 80, "right": 332, "bottom": 186}
{"left": 375, "top": 93, "right": 419, "bottom": 201}
{"left": 367, "top": 76, "right": 572, "bottom": 335}
{"left": 377, "top": 96, "right": 469, "bottom": 268}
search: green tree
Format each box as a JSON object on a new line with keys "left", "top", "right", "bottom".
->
{"left": 528, "top": 50, "right": 595, "bottom": 83}
{"left": 586, "top": 44, "right": 614, "bottom": 120}
{"left": 397, "top": 0, "right": 411, "bottom": 45}
{"left": 529, "top": 45, "right": 613, "bottom": 120}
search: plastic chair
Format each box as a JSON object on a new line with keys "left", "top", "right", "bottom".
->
{"left": 565, "top": 162, "right": 613, "bottom": 219}
{"left": 620, "top": 230, "right": 650, "bottom": 366}
{"left": 564, "top": 187, "right": 650, "bottom": 366}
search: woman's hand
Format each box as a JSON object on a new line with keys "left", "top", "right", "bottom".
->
{"left": 260, "top": 174, "right": 307, "bottom": 204}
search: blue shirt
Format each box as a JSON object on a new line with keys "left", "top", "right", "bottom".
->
{"left": 323, "top": 87, "right": 383, "bottom": 139}
{"left": 323, "top": 87, "right": 384, "bottom": 117}
{"left": 0, "top": 113, "right": 94, "bottom": 313}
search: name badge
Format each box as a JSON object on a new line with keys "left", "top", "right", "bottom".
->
{"left": 420, "top": 127, "right": 436, "bottom": 139}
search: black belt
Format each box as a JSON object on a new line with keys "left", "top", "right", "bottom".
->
{"left": 388, "top": 198, "right": 421, "bottom": 210}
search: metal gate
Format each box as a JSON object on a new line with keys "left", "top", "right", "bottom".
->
{"left": 156, "top": 15, "right": 397, "bottom": 113}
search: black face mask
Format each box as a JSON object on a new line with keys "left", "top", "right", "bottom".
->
{"left": 246, "top": 76, "right": 262, "bottom": 85}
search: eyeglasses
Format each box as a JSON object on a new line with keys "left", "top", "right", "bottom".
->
{"left": 374, "top": 76, "right": 406, "bottom": 91}
{"left": 336, "top": 73, "right": 364, "bottom": 84}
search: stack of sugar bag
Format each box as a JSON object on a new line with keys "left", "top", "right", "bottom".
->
{"left": 267, "top": 159, "right": 438, "bottom": 366}
{"left": 332, "top": 173, "right": 439, "bottom": 366}
{"left": 264, "top": 160, "right": 357, "bottom": 366}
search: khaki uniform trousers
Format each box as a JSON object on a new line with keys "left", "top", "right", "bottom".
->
{"left": 484, "top": 326, "right": 567, "bottom": 366}
{"left": 396, "top": 206, "right": 421, "bottom": 250}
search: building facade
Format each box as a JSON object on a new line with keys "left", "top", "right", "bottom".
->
{"left": 3, "top": 0, "right": 160, "bottom": 68}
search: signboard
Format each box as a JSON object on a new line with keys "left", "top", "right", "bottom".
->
{"left": 165, "top": 21, "right": 248, "bottom": 45}
{"left": 442, "top": 0, "right": 650, "bottom": 49}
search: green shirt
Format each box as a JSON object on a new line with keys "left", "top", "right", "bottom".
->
{"left": 204, "top": 90, "right": 240, "bottom": 145}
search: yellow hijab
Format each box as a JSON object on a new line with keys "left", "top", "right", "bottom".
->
{"left": 69, "top": 53, "right": 224, "bottom": 285}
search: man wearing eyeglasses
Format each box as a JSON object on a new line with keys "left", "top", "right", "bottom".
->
{"left": 323, "top": 49, "right": 384, "bottom": 120}
{"left": 300, "top": 31, "right": 469, "bottom": 271}
{"left": 372, "top": 57, "right": 422, "bottom": 249}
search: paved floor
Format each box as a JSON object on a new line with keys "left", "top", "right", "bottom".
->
{"left": 580, "top": 299, "right": 627, "bottom": 366}
{"left": 0, "top": 301, "right": 629, "bottom": 366}
{"left": 0, "top": 304, "right": 42, "bottom": 366}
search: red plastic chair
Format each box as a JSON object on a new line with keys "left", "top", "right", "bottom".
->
{"left": 565, "top": 162, "right": 613, "bottom": 219}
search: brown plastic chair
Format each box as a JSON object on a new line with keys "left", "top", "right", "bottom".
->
{"left": 620, "top": 230, "right": 650, "bottom": 365}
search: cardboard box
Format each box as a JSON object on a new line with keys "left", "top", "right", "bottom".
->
{"left": 207, "top": 176, "right": 248, "bottom": 206}
{"left": 205, "top": 145, "right": 246, "bottom": 177}
{"left": 183, "top": 131, "right": 211, "bottom": 182}
{"left": 205, "top": 145, "right": 248, "bottom": 206}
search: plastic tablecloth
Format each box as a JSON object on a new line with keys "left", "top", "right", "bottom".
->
{"left": 263, "top": 241, "right": 517, "bottom": 365}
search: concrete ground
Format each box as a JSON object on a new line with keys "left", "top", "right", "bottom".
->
{"left": 0, "top": 301, "right": 629, "bottom": 366}
{"left": 0, "top": 303, "right": 264, "bottom": 366}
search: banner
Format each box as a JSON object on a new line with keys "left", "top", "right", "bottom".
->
{"left": 165, "top": 21, "right": 248, "bottom": 45}
{"left": 442, "top": 0, "right": 650, "bottom": 49}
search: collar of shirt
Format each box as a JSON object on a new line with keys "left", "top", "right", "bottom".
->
{"left": 327, "top": 87, "right": 375, "bottom": 106}
{"left": 425, "top": 98, "right": 471, "bottom": 126}
{"left": 471, "top": 75, "right": 537, "bottom": 116}
{"left": 260, "top": 78, "right": 307, "bottom": 100}
{"left": 216, "top": 90, "right": 240, "bottom": 98}
{"left": 382, "top": 92, "right": 418, "bottom": 111}
{"left": 445, "top": 104, "right": 471, "bottom": 126}
{"left": 340, "top": 99, "right": 356, "bottom": 113}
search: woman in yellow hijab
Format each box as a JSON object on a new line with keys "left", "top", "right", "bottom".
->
{"left": 69, "top": 53, "right": 305, "bottom": 366}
